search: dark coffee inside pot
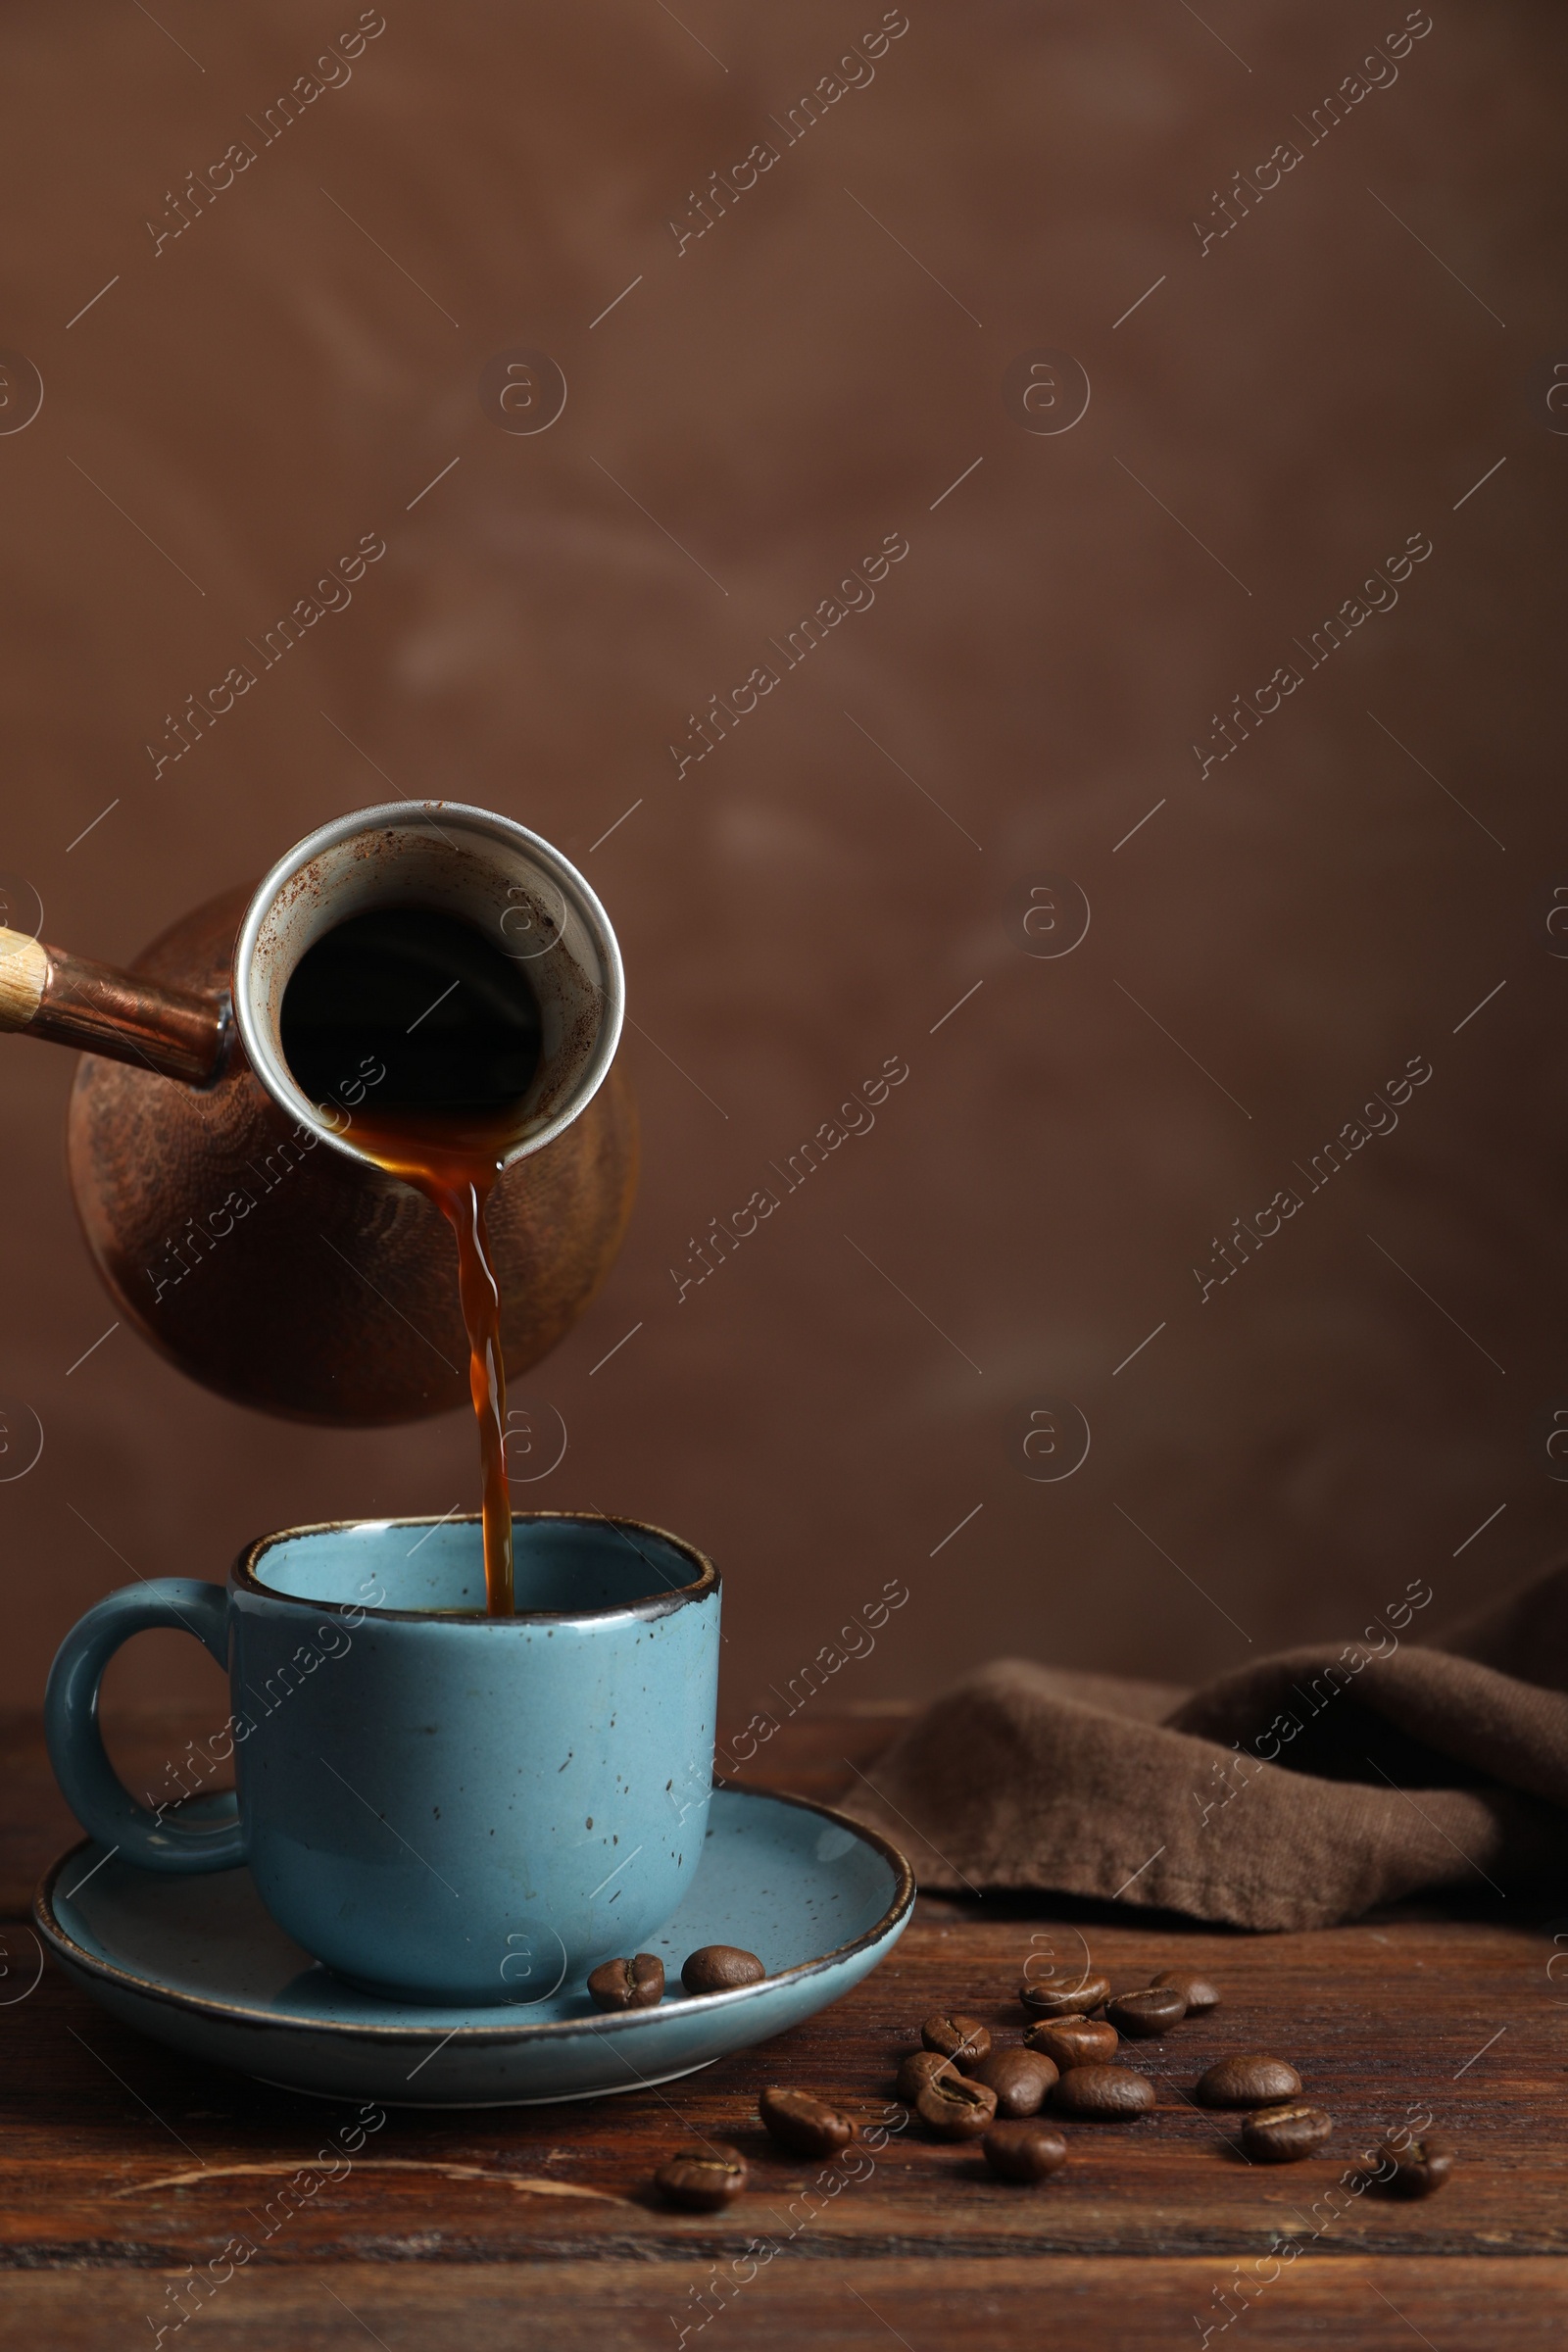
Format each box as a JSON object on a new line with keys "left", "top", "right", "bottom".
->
{"left": 281, "top": 906, "right": 545, "bottom": 1618}
{"left": 280, "top": 905, "right": 542, "bottom": 1112}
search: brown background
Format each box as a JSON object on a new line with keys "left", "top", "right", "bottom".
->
{"left": 1, "top": 0, "right": 1565, "bottom": 1726}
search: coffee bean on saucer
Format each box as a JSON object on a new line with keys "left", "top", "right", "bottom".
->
{"left": 655, "top": 2143, "right": 747, "bottom": 2210}
{"left": 914, "top": 2071, "right": 998, "bottom": 2139}
{"left": 921, "top": 2012, "right": 991, "bottom": 2063}
{"left": 1018, "top": 1970, "right": 1111, "bottom": 2021}
{"left": 1378, "top": 2133, "right": 1454, "bottom": 2198}
{"left": 1106, "top": 1986, "right": 1186, "bottom": 2038}
{"left": 896, "top": 2049, "right": 955, "bottom": 2103}
{"left": 587, "top": 1953, "right": 664, "bottom": 2011}
{"left": 1052, "top": 2064, "right": 1155, "bottom": 2119}
{"left": 968, "top": 2046, "right": 1057, "bottom": 2117}
{"left": 760, "top": 2087, "right": 853, "bottom": 2158}
{"left": 681, "top": 1944, "right": 764, "bottom": 1995}
{"left": 1152, "top": 1968, "right": 1220, "bottom": 2013}
{"left": 1241, "top": 2104, "right": 1332, "bottom": 2164}
{"left": 1026, "top": 2016, "right": 1118, "bottom": 2070}
{"left": 1197, "top": 2055, "right": 1302, "bottom": 2109}
{"left": 983, "top": 2120, "right": 1068, "bottom": 2182}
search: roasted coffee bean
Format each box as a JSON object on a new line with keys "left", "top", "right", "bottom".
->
{"left": 1152, "top": 1967, "right": 1219, "bottom": 2013}
{"left": 921, "top": 2011, "right": 992, "bottom": 2063}
{"left": 1242, "top": 2104, "right": 1334, "bottom": 2164}
{"left": 968, "top": 2046, "right": 1057, "bottom": 2117}
{"left": 681, "top": 1944, "right": 764, "bottom": 1995}
{"left": 586, "top": 1953, "right": 664, "bottom": 2011}
{"left": 914, "top": 2070, "right": 998, "bottom": 2139}
{"left": 759, "top": 2086, "right": 853, "bottom": 2158}
{"left": 896, "top": 2048, "right": 956, "bottom": 2103}
{"left": 1051, "top": 2064, "right": 1155, "bottom": 2119}
{"left": 1026, "top": 2016, "right": 1119, "bottom": 2070}
{"left": 1017, "top": 1969, "right": 1111, "bottom": 2020}
{"left": 655, "top": 2143, "right": 747, "bottom": 2210}
{"left": 1197, "top": 2055, "right": 1302, "bottom": 2109}
{"left": 1106, "top": 1986, "right": 1186, "bottom": 2038}
{"left": 983, "top": 2120, "right": 1068, "bottom": 2182}
{"left": 1378, "top": 2133, "right": 1454, "bottom": 2197}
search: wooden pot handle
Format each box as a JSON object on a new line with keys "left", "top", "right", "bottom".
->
{"left": 0, "top": 928, "right": 48, "bottom": 1032}
{"left": 0, "top": 924, "right": 227, "bottom": 1085}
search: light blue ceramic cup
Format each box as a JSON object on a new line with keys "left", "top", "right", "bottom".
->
{"left": 44, "top": 1514, "right": 720, "bottom": 2005}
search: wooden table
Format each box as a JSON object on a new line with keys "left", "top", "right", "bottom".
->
{"left": 2, "top": 1706, "right": 1563, "bottom": 2348}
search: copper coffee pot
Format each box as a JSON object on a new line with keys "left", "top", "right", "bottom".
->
{"left": 0, "top": 804, "right": 636, "bottom": 1422}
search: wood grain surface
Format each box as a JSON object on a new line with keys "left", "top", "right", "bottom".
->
{"left": 2, "top": 1709, "right": 1564, "bottom": 2348}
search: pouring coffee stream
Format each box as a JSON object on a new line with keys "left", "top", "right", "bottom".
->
{"left": 0, "top": 806, "right": 632, "bottom": 1613}
{"left": 330, "top": 1102, "right": 519, "bottom": 1615}
{"left": 278, "top": 902, "right": 547, "bottom": 1615}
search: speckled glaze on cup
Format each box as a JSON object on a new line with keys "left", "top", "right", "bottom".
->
{"left": 44, "top": 1514, "right": 719, "bottom": 2005}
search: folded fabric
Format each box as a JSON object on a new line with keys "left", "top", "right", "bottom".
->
{"left": 837, "top": 1562, "right": 1568, "bottom": 1929}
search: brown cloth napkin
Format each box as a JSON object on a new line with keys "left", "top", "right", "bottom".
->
{"left": 839, "top": 1563, "right": 1568, "bottom": 1929}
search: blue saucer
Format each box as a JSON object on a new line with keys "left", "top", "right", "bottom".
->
{"left": 35, "top": 1786, "right": 913, "bottom": 2106}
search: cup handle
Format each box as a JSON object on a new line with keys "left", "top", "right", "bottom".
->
{"left": 44, "top": 1580, "right": 246, "bottom": 1874}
